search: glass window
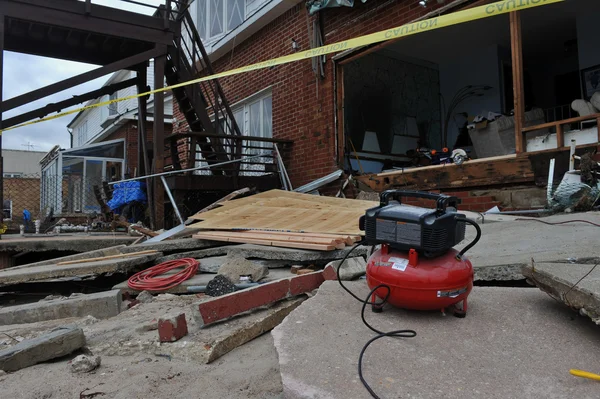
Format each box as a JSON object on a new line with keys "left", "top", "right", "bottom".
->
{"left": 198, "top": 0, "right": 245, "bottom": 41}
{"left": 108, "top": 92, "right": 118, "bottom": 116}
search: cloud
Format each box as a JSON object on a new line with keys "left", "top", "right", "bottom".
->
{"left": 2, "top": 0, "right": 164, "bottom": 153}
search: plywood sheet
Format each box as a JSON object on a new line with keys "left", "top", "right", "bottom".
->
{"left": 188, "top": 205, "right": 364, "bottom": 235}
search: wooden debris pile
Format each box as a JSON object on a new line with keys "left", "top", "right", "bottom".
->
{"left": 188, "top": 190, "right": 377, "bottom": 251}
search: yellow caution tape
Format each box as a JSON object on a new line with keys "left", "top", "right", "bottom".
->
{"left": 0, "top": 0, "right": 564, "bottom": 134}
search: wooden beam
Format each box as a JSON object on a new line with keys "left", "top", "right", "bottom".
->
{"left": 510, "top": 11, "right": 525, "bottom": 153}
{"left": 153, "top": 52, "right": 167, "bottom": 230}
{"left": 1, "top": 1, "right": 175, "bottom": 45}
{"left": 522, "top": 113, "right": 600, "bottom": 132}
{"left": 555, "top": 124, "right": 564, "bottom": 148}
{"left": 597, "top": 117, "right": 600, "bottom": 143}
{"left": 2, "top": 48, "right": 163, "bottom": 112}
{"left": 136, "top": 67, "right": 156, "bottom": 230}
{"left": 3, "top": 77, "right": 138, "bottom": 129}
{"left": 336, "top": 62, "right": 345, "bottom": 167}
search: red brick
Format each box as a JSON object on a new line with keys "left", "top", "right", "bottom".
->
{"left": 193, "top": 272, "right": 325, "bottom": 327}
{"left": 158, "top": 313, "right": 188, "bottom": 342}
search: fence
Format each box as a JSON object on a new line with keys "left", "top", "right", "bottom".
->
{"left": 2, "top": 173, "right": 149, "bottom": 233}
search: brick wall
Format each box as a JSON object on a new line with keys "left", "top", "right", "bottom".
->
{"left": 400, "top": 189, "right": 501, "bottom": 213}
{"left": 3, "top": 177, "right": 41, "bottom": 231}
{"left": 174, "top": 0, "right": 457, "bottom": 187}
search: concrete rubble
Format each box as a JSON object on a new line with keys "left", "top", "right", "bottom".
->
{"left": 324, "top": 257, "right": 367, "bottom": 280}
{"left": 69, "top": 354, "right": 101, "bottom": 373}
{"left": 523, "top": 260, "right": 600, "bottom": 324}
{"left": 0, "top": 326, "right": 85, "bottom": 372}
{"left": 0, "top": 289, "right": 121, "bottom": 325}
{"left": 217, "top": 255, "right": 269, "bottom": 282}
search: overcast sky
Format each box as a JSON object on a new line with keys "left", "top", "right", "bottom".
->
{"left": 2, "top": 0, "right": 164, "bottom": 153}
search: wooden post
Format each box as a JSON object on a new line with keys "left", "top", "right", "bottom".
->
{"left": 596, "top": 117, "right": 600, "bottom": 142}
{"left": 136, "top": 66, "right": 156, "bottom": 230}
{"left": 510, "top": 11, "right": 525, "bottom": 154}
{"left": 153, "top": 53, "right": 166, "bottom": 230}
{"left": 556, "top": 123, "right": 564, "bottom": 148}
{"left": 0, "top": 14, "right": 4, "bottom": 240}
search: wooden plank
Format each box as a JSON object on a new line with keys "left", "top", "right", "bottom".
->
{"left": 193, "top": 234, "right": 336, "bottom": 251}
{"left": 556, "top": 124, "right": 565, "bottom": 148}
{"left": 375, "top": 154, "right": 516, "bottom": 177}
{"left": 56, "top": 250, "right": 158, "bottom": 266}
{"left": 191, "top": 187, "right": 252, "bottom": 217}
{"left": 199, "top": 231, "right": 345, "bottom": 246}
{"left": 522, "top": 113, "right": 600, "bottom": 133}
{"left": 510, "top": 11, "right": 525, "bottom": 153}
{"left": 188, "top": 206, "right": 364, "bottom": 236}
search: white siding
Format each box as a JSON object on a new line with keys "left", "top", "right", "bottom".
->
{"left": 246, "top": 0, "right": 269, "bottom": 17}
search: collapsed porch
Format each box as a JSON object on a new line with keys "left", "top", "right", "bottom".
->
{"left": 338, "top": 0, "right": 600, "bottom": 204}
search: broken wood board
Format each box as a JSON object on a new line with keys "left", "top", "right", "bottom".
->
{"left": 188, "top": 206, "right": 365, "bottom": 236}
{"left": 56, "top": 250, "right": 159, "bottom": 265}
{"left": 0, "top": 253, "right": 161, "bottom": 287}
{"left": 189, "top": 189, "right": 377, "bottom": 220}
{"left": 192, "top": 231, "right": 360, "bottom": 251}
{"left": 193, "top": 233, "right": 337, "bottom": 251}
{"left": 355, "top": 155, "right": 535, "bottom": 192}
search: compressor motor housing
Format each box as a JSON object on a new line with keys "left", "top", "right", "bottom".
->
{"left": 359, "top": 190, "right": 466, "bottom": 257}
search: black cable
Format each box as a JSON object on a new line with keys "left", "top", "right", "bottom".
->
{"left": 456, "top": 217, "right": 482, "bottom": 259}
{"left": 337, "top": 243, "right": 417, "bottom": 399}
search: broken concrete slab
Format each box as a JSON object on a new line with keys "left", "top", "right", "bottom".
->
{"left": 0, "top": 234, "right": 136, "bottom": 253}
{"left": 273, "top": 282, "right": 600, "bottom": 399}
{"left": 0, "top": 290, "right": 121, "bottom": 325}
{"left": 0, "top": 326, "right": 85, "bottom": 372}
{"left": 69, "top": 354, "right": 101, "bottom": 373}
{"left": 218, "top": 255, "right": 269, "bottom": 282}
{"left": 227, "top": 244, "right": 369, "bottom": 263}
{"left": 523, "top": 262, "right": 600, "bottom": 324}
{"left": 86, "top": 293, "right": 303, "bottom": 364}
{"left": 153, "top": 245, "right": 239, "bottom": 264}
{"left": 457, "top": 212, "right": 600, "bottom": 281}
{"left": 0, "top": 253, "right": 161, "bottom": 286}
{"left": 192, "top": 271, "right": 324, "bottom": 327}
{"left": 113, "top": 268, "right": 294, "bottom": 295}
{"left": 129, "top": 238, "right": 223, "bottom": 254}
{"left": 323, "top": 257, "right": 366, "bottom": 280}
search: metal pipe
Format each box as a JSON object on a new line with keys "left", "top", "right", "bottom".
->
{"left": 108, "top": 152, "right": 271, "bottom": 185}
{"left": 160, "top": 175, "right": 184, "bottom": 225}
{"left": 547, "top": 158, "right": 555, "bottom": 204}
{"left": 274, "top": 144, "right": 292, "bottom": 190}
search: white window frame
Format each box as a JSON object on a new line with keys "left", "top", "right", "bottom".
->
{"left": 108, "top": 92, "right": 118, "bottom": 116}
{"left": 197, "top": 0, "right": 246, "bottom": 43}
{"left": 77, "top": 120, "right": 88, "bottom": 147}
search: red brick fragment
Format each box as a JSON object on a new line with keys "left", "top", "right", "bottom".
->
{"left": 158, "top": 313, "right": 188, "bottom": 342}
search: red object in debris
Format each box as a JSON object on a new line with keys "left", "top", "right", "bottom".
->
{"left": 366, "top": 247, "right": 473, "bottom": 312}
{"left": 158, "top": 313, "right": 188, "bottom": 342}
{"left": 128, "top": 258, "right": 199, "bottom": 292}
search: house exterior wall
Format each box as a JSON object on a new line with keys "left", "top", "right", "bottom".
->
{"left": 175, "top": 0, "right": 451, "bottom": 187}
{"left": 2, "top": 150, "right": 45, "bottom": 176}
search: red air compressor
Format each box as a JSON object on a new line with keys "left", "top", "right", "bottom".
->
{"left": 358, "top": 190, "right": 481, "bottom": 316}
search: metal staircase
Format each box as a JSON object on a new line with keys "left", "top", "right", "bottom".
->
{"left": 163, "top": 2, "right": 243, "bottom": 173}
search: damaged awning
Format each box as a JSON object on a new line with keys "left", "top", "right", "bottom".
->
{"left": 307, "top": 0, "right": 366, "bottom": 15}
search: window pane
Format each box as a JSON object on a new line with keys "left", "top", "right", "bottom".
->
{"left": 233, "top": 109, "right": 244, "bottom": 134}
{"left": 197, "top": 0, "right": 207, "bottom": 40}
{"left": 227, "top": 0, "right": 244, "bottom": 31}
{"left": 262, "top": 96, "right": 272, "bottom": 138}
{"left": 249, "top": 101, "right": 261, "bottom": 137}
{"left": 209, "top": 0, "right": 224, "bottom": 37}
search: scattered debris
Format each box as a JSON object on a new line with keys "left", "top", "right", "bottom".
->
{"left": 290, "top": 265, "right": 303, "bottom": 274}
{"left": 158, "top": 313, "right": 188, "bottom": 342}
{"left": 0, "top": 290, "right": 122, "bottom": 325}
{"left": 205, "top": 275, "right": 237, "bottom": 297}
{"left": 217, "top": 255, "right": 268, "bottom": 283}
{"left": 79, "top": 388, "right": 106, "bottom": 399}
{"left": 193, "top": 271, "right": 325, "bottom": 327}
{"left": 0, "top": 326, "right": 85, "bottom": 372}
{"left": 69, "top": 354, "right": 101, "bottom": 373}
{"left": 40, "top": 295, "right": 67, "bottom": 301}
{"left": 135, "top": 319, "right": 159, "bottom": 333}
{"left": 296, "top": 269, "right": 314, "bottom": 275}
{"left": 323, "top": 257, "right": 367, "bottom": 281}
{"left": 136, "top": 291, "right": 154, "bottom": 304}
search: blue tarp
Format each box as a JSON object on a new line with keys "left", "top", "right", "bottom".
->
{"left": 107, "top": 181, "right": 147, "bottom": 211}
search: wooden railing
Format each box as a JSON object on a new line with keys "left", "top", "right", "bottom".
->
{"left": 521, "top": 113, "right": 600, "bottom": 149}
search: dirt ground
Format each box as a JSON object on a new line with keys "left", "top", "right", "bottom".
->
{"left": 0, "top": 332, "right": 283, "bottom": 399}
